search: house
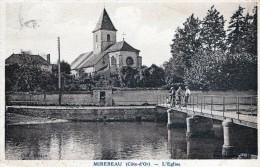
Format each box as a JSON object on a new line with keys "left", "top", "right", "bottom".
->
{"left": 5, "top": 52, "right": 52, "bottom": 72}
{"left": 71, "top": 8, "right": 142, "bottom": 78}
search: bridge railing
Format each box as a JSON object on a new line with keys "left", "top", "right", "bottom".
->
{"left": 156, "top": 94, "right": 257, "bottom": 119}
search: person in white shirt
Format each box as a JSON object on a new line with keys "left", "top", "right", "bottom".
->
{"left": 184, "top": 86, "right": 191, "bottom": 107}
{"left": 176, "top": 86, "right": 182, "bottom": 106}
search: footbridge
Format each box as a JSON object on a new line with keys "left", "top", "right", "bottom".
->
{"left": 157, "top": 94, "right": 258, "bottom": 157}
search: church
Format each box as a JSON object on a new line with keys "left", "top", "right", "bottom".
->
{"left": 71, "top": 8, "right": 142, "bottom": 78}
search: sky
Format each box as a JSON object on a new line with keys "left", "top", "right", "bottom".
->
{"left": 5, "top": 0, "right": 257, "bottom": 66}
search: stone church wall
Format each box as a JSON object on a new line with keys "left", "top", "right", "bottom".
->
{"left": 93, "top": 30, "right": 116, "bottom": 54}
{"left": 120, "top": 51, "right": 139, "bottom": 69}
{"left": 94, "top": 54, "right": 110, "bottom": 72}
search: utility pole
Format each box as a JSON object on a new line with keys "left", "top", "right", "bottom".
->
{"left": 58, "top": 37, "right": 61, "bottom": 105}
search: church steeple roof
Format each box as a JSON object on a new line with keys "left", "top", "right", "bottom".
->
{"left": 92, "top": 8, "right": 117, "bottom": 33}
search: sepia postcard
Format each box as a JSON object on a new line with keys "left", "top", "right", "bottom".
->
{"left": 0, "top": 0, "right": 259, "bottom": 167}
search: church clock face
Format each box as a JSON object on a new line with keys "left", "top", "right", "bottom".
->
{"left": 126, "top": 57, "right": 134, "bottom": 66}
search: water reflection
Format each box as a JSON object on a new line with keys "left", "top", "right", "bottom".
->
{"left": 5, "top": 122, "right": 255, "bottom": 160}
{"left": 6, "top": 122, "right": 171, "bottom": 160}
{"left": 167, "top": 128, "right": 187, "bottom": 159}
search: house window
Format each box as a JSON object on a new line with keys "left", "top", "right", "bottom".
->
{"left": 107, "top": 34, "right": 110, "bottom": 42}
{"left": 111, "top": 56, "right": 116, "bottom": 65}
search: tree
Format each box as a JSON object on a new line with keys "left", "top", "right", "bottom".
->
{"left": 5, "top": 64, "right": 58, "bottom": 92}
{"left": 224, "top": 6, "right": 257, "bottom": 90}
{"left": 61, "top": 60, "right": 71, "bottom": 75}
{"left": 227, "top": 6, "right": 246, "bottom": 54}
{"left": 247, "top": 6, "right": 257, "bottom": 55}
{"left": 52, "top": 60, "right": 71, "bottom": 75}
{"left": 120, "top": 66, "right": 139, "bottom": 88}
{"left": 166, "top": 5, "right": 257, "bottom": 91}
{"left": 141, "top": 64, "right": 165, "bottom": 87}
{"left": 171, "top": 14, "right": 202, "bottom": 68}
{"left": 169, "top": 14, "right": 202, "bottom": 88}
{"left": 163, "top": 58, "right": 184, "bottom": 87}
{"left": 201, "top": 5, "right": 226, "bottom": 52}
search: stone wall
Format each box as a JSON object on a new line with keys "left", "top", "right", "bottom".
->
{"left": 6, "top": 92, "right": 93, "bottom": 106}
{"left": 6, "top": 89, "right": 168, "bottom": 106}
{"left": 112, "top": 89, "right": 168, "bottom": 105}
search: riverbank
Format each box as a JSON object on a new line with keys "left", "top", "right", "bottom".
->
{"left": 5, "top": 106, "right": 168, "bottom": 125}
{"left": 5, "top": 113, "right": 68, "bottom": 125}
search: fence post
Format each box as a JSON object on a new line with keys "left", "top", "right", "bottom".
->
{"left": 44, "top": 92, "right": 46, "bottom": 105}
{"left": 164, "top": 95, "right": 166, "bottom": 107}
{"left": 165, "top": 94, "right": 168, "bottom": 107}
{"left": 237, "top": 97, "right": 240, "bottom": 120}
{"left": 223, "top": 97, "right": 225, "bottom": 117}
{"left": 162, "top": 95, "right": 164, "bottom": 106}
{"left": 193, "top": 95, "right": 194, "bottom": 112}
{"left": 166, "top": 93, "right": 168, "bottom": 107}
{"left": 203, "top": 96, "right": 206, "bottom": 109}
{"left": 211, "top": 96, "right": 213, "bottom": 115}
{"left": 163, "top": 95, "right": 165, "bottom": 106}
{"left": 250, "top": 95, "right": 253, "bottom": 116}
{"left": 197, "top": 94, "right": 199, "bottom": 108}
{"left": 165, "top": 94, "right": 167, "bottom": 107}
{"left": 201, "top": 96, "right": 203, "bottom": 113}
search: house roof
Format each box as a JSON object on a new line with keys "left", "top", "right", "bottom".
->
{"left": 71, "top": 51, "right": 93, "bottom": 70}
{"left": 92, "top": 8, "right": 117, "bottom": 33}
{"left": 5, "top": 54, "right": 50, "bottom": 66}
{"left": 82, "top": 40, "right": 140, "bottom": 68}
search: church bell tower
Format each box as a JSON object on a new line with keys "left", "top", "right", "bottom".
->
{"left": 93, "top": 8, "right": 117, "bottom": 55}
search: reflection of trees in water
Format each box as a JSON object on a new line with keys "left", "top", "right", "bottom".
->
{"left": 6, "top": 122, "right": 168, "bottom": 160}
{"left": 94, "top": 122, "right": 169, "bottom": 159}
{"left": 7, "top": 122, "right": 256, "bottom": 160}
{"left": 6, "top": 124, "right": 52, "bottom": 160}
{"left": 232, "top": 125, "right": 258, "bottom": 155}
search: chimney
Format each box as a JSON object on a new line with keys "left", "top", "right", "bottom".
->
{"left": 47, "top": 54, "right": 50, "bottom": 63}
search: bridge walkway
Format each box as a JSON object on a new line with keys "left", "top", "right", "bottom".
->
{"left": 157, "top": 94, "right": 257, "bottom": 129}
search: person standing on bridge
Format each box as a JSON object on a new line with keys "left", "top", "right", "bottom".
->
{"left": 184, "top": 86, "right": 191, "bottom": 107}
{"left": 170, "top": 87, "right": 176, "bottom": 107}
{"left": 176, "top": 86, "right": 182, "bottom": 107}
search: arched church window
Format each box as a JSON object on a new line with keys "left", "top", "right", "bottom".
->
{"left": 126, "top": 57, "right": 134, "bottom": 66}
{"left": 107, "top": 34, "right": 110, "bottom": 42}
{"left": 96, "top": 35, "right": 98, "bottom": 42}
{"left": 111, "top": 56, "right": 116, "bottom": 65}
